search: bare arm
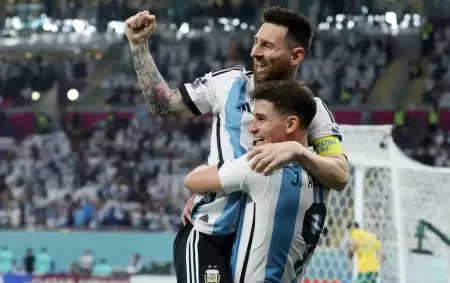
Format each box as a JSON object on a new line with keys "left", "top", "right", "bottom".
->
{"left": 130, "top": 44, "right": 193, "bottom": 118}
{"left": 184, "top": 165, "right": 222, "bottom": 194}
{"left": 296, "top": 149, "right": 348, "bottom": 191}
{"left": 185, "top": 156, "right": 253, "bottom": 195}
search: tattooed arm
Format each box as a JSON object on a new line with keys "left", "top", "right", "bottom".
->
{"left": 130, "top": 44, "right": 193, "bottom": 118}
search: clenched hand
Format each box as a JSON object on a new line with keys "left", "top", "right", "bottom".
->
{"left": 125, "top": 10, "right": 156, "bottom": 46}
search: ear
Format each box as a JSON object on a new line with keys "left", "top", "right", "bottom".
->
{"left": 285, "top": 116, "right": 299, "bottom": 134}
{"left": 290, "top": 47, "right": 305, "bottom": 66}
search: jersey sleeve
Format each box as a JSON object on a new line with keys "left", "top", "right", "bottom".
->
{"left": 179, "top": 72, "right": 219, "bottom": 116}
{"left": 218, "top": 154, "right": 271, "bottom": 198}
{"left": 218, "top": 155, "right": 251, "bottom": 194}
{"left": 307, "top": 97, "right": 342, "bottom": 144}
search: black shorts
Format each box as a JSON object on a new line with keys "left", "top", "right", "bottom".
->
{"left": 173, "top": 223, "right": 235, "bottom": 283}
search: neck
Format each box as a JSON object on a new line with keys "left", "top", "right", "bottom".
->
{"left": 252, "top": 70, "right": 298, "bottom": 85}
{"left": 286, "top": 131, "right": 307, "bottom": 147}
{"left": 287, "top": 70, "right": 297, "bottom": 80}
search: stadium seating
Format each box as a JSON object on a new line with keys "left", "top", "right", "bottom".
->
{"left": 0, "top": 52, "right": 95, "bottom": 107}
{"left": 0, "top": 112, "right": 211, "bottom": 230}
{"left": 89, "top": 30, "right": 394, "bottom": 106}
{"left": 423, "top": 24, "right": 450, "bottom": 107}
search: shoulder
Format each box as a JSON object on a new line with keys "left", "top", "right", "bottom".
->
{"left": 207, "top": 66, "right": 252, "bottom": 97}
{"left": 314, "top": 96, "right": 323, "bottom": 103}
{"left": 313, "top": 96, "right": 326, "bottom": 109}
{"left": 349, "top": 229, "right": 360, "bottom": 239}
{"left": 209, "top": 65, "right": 250, "bottom": 79}
{"left": 313, "top": 97, "right": 335, "bottom": 122}
{"left": 188, "top": 66, "right": 248, "bottom": 89}
{"left": 308, "top": 96, "right": 337, "bottom": 134}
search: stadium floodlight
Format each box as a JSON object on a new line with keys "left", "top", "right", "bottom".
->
{"left": 180, "top": 23, "right": 189, "bottom": 34}
{"left": 31, "top": 91, "right": 40, "bottom": 101}
{"left": 67, "top": 88, "right": 79, "bottom": 101}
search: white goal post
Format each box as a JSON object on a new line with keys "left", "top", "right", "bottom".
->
{"left": 302, "top": 125, "right": 450, "bottom": 283}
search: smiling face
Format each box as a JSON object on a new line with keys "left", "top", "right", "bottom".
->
{"left": 250, "top": 23, "right": 294, "bottom": 84}
{"left": 249, "top": 99, "right": 300, "bottom": 146}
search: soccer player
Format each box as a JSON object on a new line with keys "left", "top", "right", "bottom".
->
{"left": 184, "top": 80, "right": 329, "bottom": 282}
{"left": 347, "top": 222, "right": 385, "bottom": 283}
{"left": 125, "top": 7, "right": 348, "bottom": 283}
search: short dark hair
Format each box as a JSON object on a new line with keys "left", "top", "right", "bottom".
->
{"left": 263, "top": 6, "right": 313, "bottom": 54}
{"left": 347, "top": 222, "right": 360, "bottom": 229}
{"left": 249, "top": 80, "right": 317, "bottom": 129}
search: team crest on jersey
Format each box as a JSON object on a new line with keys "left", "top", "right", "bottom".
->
{"left": 204, "top": 266, "right": 220, "bottom": 283}
{"left": 192, "top": 77, "right": 208, "bottom": 89}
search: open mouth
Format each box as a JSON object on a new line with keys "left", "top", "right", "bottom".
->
{"left": 253, "top": 137, "right": 265, "bottom": 146}
{"left": 256, "top": 63, "right": 268, "bottom": 71}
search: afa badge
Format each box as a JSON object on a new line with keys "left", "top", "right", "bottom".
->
{"left": 204, "top": 266, "right": 220, "bottom": 283}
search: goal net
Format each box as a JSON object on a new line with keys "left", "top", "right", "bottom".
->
{"left": 302, "top": 125, "right": 450, "bottom": 283}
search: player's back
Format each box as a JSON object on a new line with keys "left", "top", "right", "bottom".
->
{"left": 350, "top": 229, "right": 381, "bottom": 273}
{"left": 232, "top": 163, "right": 330, "bottom": 283}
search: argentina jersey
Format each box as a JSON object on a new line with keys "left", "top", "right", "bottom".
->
{"left": 179, "top": 65, "right": 340, "bottom": 237}
{"left": 218, "top": 154, "right": 330, "bottom": 283}
{"left": 179, "top": 65, "right": 255, "bottom": 236}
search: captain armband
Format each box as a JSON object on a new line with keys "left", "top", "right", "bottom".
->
{"left": 312, "top": 136, "right": 345, "bottom": 156}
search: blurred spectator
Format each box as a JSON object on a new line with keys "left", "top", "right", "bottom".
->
{"left": 23, "top": 248, "right": 35, "bottom": 274}
{"left": 79, "top": 249, "right": 94, "bottom": 274}
{"left": 126, "top": 253, "right": 144, "bottom": 275}
{"left": 424, "top": 23, "right": 450, "bottom": 107}
{"left": 392, "top": 109, "right": 450, "bottom": 167}
{"left": 35, "top": 248, "right": 52, "bottom": 275}
{"left": 0, "top": 246, "right": 13, "bottom": 274}
{"left": 92, "top": 258, "right": 113, "bottom": 277}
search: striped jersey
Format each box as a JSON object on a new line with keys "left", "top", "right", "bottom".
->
{"left": 218, "top": 154, "right": 330, "bottom": 283}
{"left": 179, "top": 66, "right": 340, "bottom": 236}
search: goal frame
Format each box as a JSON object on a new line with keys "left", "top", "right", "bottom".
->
{"left": 340, "top": 124, "right": 450, "bottom": 283}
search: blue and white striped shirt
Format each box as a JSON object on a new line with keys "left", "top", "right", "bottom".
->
{"left": 179, "top": 66, "right": 339, "bottom": 236}
{"left": 219, "top": 154, "right": 330, "bottom": 283}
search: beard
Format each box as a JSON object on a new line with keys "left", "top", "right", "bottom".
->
{"left": 253, "top": 58, "right": 292, "bottom": 84}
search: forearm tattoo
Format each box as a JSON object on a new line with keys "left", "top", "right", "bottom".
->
{"left": 131, "top": 44, "right": 180, "bottom": 117}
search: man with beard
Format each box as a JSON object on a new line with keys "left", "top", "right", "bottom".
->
{"left": 125, "top": 7, "right": 348, "bottom": 283}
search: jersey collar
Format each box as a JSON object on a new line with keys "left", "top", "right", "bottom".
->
{"left": 246, "top": 75, "right": 256, "bottom": 96}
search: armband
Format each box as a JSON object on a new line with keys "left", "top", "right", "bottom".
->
{"left": 312, "top": 136, "right": 345, "bottom": 156}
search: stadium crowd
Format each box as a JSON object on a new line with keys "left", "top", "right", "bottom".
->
{"left": 425, "top": 23, "right": 450, "bottom": 107}
{"left": 0, "top": 53, "right": 92, "bottom": 107}
{"left": 0, "top": 112, "right": 210, "bottom": 232}
{"left": 0, "top": 245, "right": 171, "bottom": 276}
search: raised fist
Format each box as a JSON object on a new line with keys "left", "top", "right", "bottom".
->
{"left": 125, "top": 11, "right": 156, "bottom": 46}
